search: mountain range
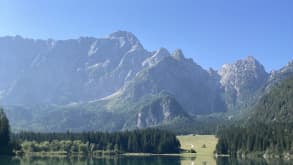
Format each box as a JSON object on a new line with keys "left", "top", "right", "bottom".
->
{"left": 0, "top": 31, "right": 292, "bottom": 132}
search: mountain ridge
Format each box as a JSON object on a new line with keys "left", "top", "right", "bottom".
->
{"left": 0, "top": 31, "right": 292, "bottom": 131}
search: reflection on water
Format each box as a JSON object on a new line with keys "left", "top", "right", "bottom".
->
{"left": 0, "top": 156, "right": 293, "bottom": 165}
{"left": 217, "top": 157, "right": 293, "bottom": 165}
{"left": 1, "top": 156, "right": 182, "bottom": 165}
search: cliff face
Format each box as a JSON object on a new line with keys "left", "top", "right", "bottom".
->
{"left": 0, "top": 31, "right": 151, "bottom": 105}
{"left": 218, "top": 56, "right": 269, "bottom": 111}
{"left": 135, "top": 95, "right": 187, "bottom": 128}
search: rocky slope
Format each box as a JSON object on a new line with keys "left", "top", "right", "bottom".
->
{"left": 0, "top": 31, "right": 151, "bottom": 105}
{"left": 0, "top": 31, "right": 226, "bottom": 131}
{"left": 266, "top": 60, "right": 293, "bottom": 90}
{"left": 218, "top": 56, "right": 269, "bottom": 111}
{"left": 249, "top": 76, "right": 293, "bottom": 123}
{"left": 117, "top": 49, "right": 227, "bottom": 115}
{"left": 0, "top": 31, "right": 292, "bottom": 131}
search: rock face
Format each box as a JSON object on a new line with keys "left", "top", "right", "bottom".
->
{"left": 0, "top": 31, "right": 228, "bottom": 131}
{"left": 218, "top": 56, "right": 269, "bottom": 111}
{"left": 266, "top": 60, "right": 293, "bottom": 90}
{"left": 120, "top": 50, "right": 227, "bottom": 115}
{"left": 0, "top": 31, "right": 151, "bottom": 105}
{"left": 0, "top": 31, "right": 293, "bottom": 131}
{"left": 135, "top": 95, "right": 187, "bottom": 128}
{"left": 0, "top": 31, "right": 226, "bottom": 113}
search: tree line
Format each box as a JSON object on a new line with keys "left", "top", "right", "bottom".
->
{"left": 12, "top": 129, "right": 180, "bottom": 154}
{"left": 216, "top": 122, "right": 293, "bottom": 157}
{"left": 0, "top": 107, "right": 180, "bottom": 155}
{"left": 0, "top": 108, "right": 16, "bottom": 155}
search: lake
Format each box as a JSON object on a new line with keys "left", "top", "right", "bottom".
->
{"left": 0, "top": 156, "right": 293, "bottom": 165}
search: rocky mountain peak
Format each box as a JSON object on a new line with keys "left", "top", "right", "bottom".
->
{"left": 108, "top": 31, "right": 142, "bottom": 49}
{"left": 219, "top": 56, "right": 267, "bottom": 84}
{"left": 228, "top": 56, "right": 260, "bottom": 69}
{"left": 109, "top": 30, "right": 136, "bottom": 39}
{"left": 218, "top": 56, "right": 268, "bottom": 110}
{"left": 244, "top": 55, "right": 257, "bottom": 62}
{"left": 268, "top": 59, "right": 293, "bottom": 84}
{"left": 142, "top": 48, "right": 170, "bottom": 67}
{"left": 155, "top": 47, "right": 170, "bottom": 56}
{"left": 171, "top": 49, "right": 184, "bottom": 60}
{"left": 241, "top": 56, "right": 264, "bottom": 69}
{"left": 283, "top": 59, "right": 293, "bottom": 71}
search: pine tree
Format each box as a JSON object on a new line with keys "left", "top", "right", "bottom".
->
{"left": 0, "top": 108, "right": 11, "bottom": 154}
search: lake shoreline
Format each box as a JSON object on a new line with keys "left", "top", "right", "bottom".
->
{"left": 14, "top": 150, "right": 199, "bottom": 158}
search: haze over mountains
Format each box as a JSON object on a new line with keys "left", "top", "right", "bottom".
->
{"left": 0, "top": 31, "right": 292, "bottom": 131}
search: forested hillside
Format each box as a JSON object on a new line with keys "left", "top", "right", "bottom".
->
{"left": 250, "top": 76, "right": 293, "bottom": 123}
{"left": 217, "top": 123, "right": 293, "bottom": 157}
{"left": 216, "top": 77, "right": 293, "bottom": 158}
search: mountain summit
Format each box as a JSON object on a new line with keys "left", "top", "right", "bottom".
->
{"left": 218, "top": 56, "right": 268, "bottom": 110}
{"left": 108, "top": 31, "right": 143, "bottom": 49}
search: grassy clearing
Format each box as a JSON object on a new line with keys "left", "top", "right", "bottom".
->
{"left": 177, "top": 135, "right": 218, "bottom": 165}
{"left": 177, "top": 134, "right": 218, "bottom": 156}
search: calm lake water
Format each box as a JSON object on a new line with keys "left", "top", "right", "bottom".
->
{"left": 0, "top": 156, "right": 292, "bottom": 165}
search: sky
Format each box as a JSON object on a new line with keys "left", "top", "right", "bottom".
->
{"left": 0, "top": 0, "right": 292, "bottom": 71}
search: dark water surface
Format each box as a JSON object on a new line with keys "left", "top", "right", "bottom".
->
{"left": 0, "top": 156, "right": 292, "bottom": 165}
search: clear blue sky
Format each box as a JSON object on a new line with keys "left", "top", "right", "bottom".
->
{"left": 0, "top": 0, "right": 292, "bottom": 71}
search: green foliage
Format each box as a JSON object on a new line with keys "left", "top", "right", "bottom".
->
{"left": 252, "top": 76, "right": 293, "bottom": 123}
{"left": 13, "top": 129, "right": 180, "bottom": 154}
{"left": 21, "top": 140, "right": 88, "bottom": 154}
{"left": 216, "top": 123, "right": 293, "bottom": 156}
{"left": 216, "top": 77, "right": 293, "bottom": 157}
{"left": 0, "top": 108, "right": 13, "bottom": 155}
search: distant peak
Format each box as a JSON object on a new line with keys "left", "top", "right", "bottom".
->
{"left": 240, "top": 56, "right": 265, "bottom": 69}
{"left": 219, "top": 56, "right": 268, "bottom": 76}
{"left": 172, "top": 49, "right": 185, "bottom": 60}
{"left": 155, "top": 47, "right": 170, "bottom": 55}
{"left": 109, "top": 31, "right": 138, "bottom": 41}
{"left": 244, "top": 56, "right": 257, "bottom": 62}
{"left": 279, "top": 59, "right": 293, "bottom": 71}
{"left": 225, "top": 56, "right": 262, "bottom": 67}
{"left": 108, "top": 30, "right": 142, "bottom": 48}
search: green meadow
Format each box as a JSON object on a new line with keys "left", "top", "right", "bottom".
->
{"left": 178, "top": 135, "right": 218, "bottom": 165}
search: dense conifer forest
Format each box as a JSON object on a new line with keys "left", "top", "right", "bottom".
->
{"left": 0, "top": 107, "right": 180, "bottom": 155}
{"left": 11, "top": 129, "right": 180, "bottom": 154}
{"left": 0, "top": 108, "right": 13, "bottom": 155}
{"left": 216, "top": 123, "right": 293, "bottom": 157}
